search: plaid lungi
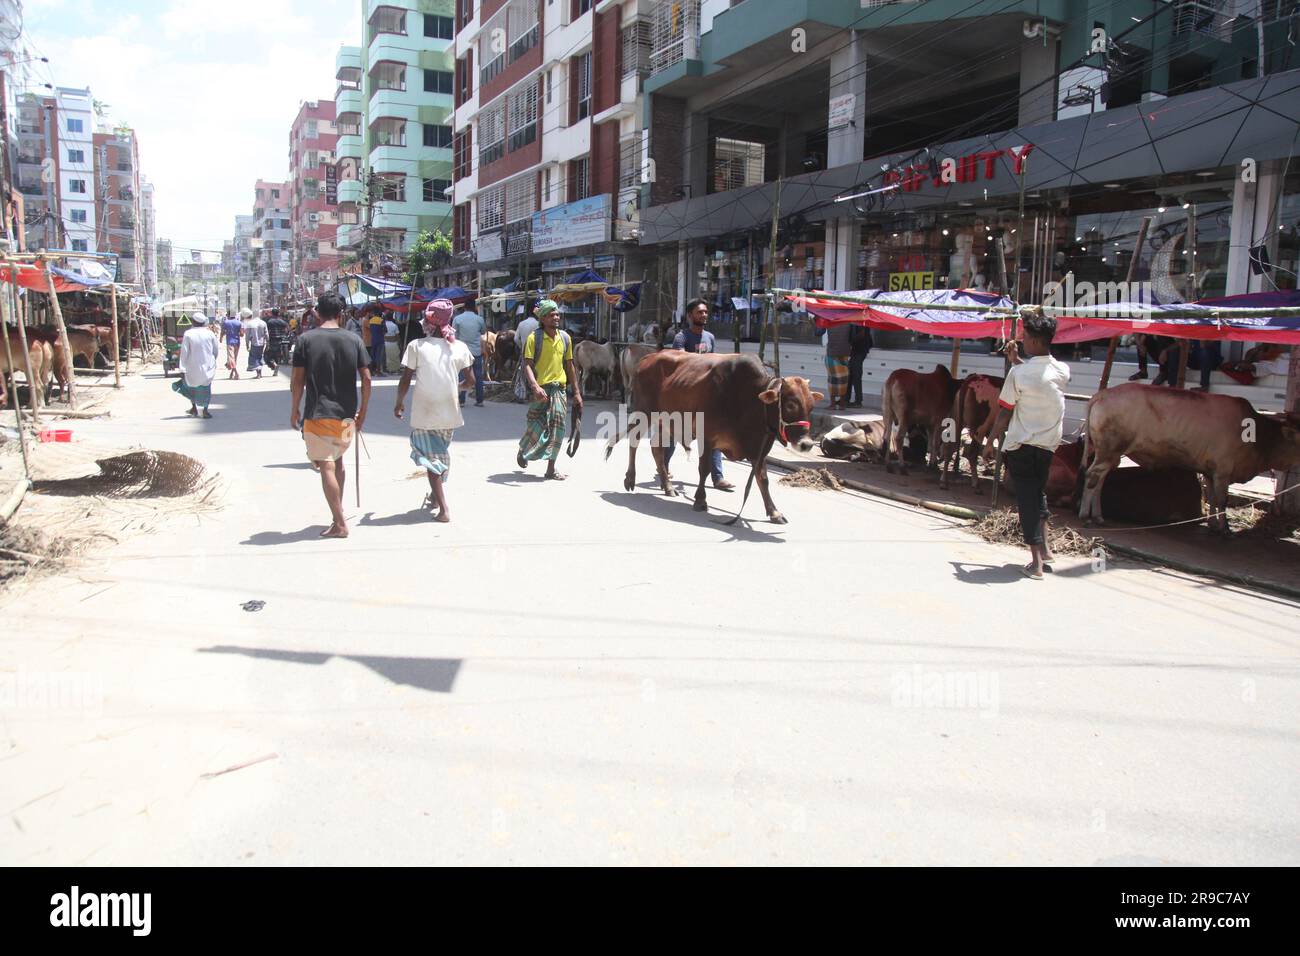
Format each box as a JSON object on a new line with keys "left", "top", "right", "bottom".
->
{"left": 518, "top": 383, "right": 568, "bottom": 462}
{"left": 411, "top": 428, "right": 454, "bottom": 480}
{"left": 171, "top": 378, "right": 211, "bottom": 409}
{"left": 824, "top": 354, "right": 849, "bottom": 405}
{"left": 225, "top": 342, "right": 240, "bottom": 369}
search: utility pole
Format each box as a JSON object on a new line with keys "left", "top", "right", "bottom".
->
{"left": 361, "top": 168, "right": 377, "bottom": 274}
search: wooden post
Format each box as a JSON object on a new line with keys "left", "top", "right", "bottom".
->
{"left": 763, "top": 177, "right": 782, "bottom": 368}
{"left": 990, "top": 315, "right": 1019, "bottom": 508}
{"left": 1176, "top": 338, "right": 1191, "bottom": 388}
{"left": 1098, "top": 215, "right": 1153, "bottom": 391}
{"left": 1, "top": 277, "right": 32, "bottom": 475}
{"left": 110, "top": 286, "right": 122, "bottom": 388}
{"left": 125, "top": 305, "right": 132, "bottom": 373}
{"left": 43, "top": 261, "right": 75, "bottom": 409}
{"left": 11, "top": 281, "right": 40, "bottom": 425}
{"left": 949, "top": 338, "right": 962, "bottom": 377}
{"left": 1277, "top": 346, "right": 1300, "bottom": 515}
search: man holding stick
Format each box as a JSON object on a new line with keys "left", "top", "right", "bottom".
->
{"left": 516, "top": 300, "right": 581, "bottom": 481}
{"left": 290, "top": 291, "right": 371, "bottom": 539}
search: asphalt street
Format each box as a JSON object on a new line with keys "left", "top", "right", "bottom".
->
{"left": 1, "top": 365, "right": 1296, "bottom": 865}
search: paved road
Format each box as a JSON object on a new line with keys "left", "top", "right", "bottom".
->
{"left": 2, "top": 366, "right": 1296, "bottom": 865}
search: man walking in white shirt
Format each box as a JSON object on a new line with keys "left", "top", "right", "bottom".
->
{"left": 394, "top": 299, "right": 475, "bottom": 522}
{"left": 172, "top": 312, "right": 220, "bottom": 418}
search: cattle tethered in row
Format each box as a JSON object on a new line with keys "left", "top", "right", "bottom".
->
{"left": 604, "top": 351, "right": 822, "bottom": 525}
{"left": 1080, "top": 383, "right": 1300, "bottom": 534}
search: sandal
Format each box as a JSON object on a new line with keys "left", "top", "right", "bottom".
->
{"left": 1021, "top": 565, "right": 1043, "bottom": 580}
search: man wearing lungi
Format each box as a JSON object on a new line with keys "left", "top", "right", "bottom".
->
{"left": 394, "top": 299, "right": 475, "bottom": 522}
{"left": 173, "top": 312, "right": 219, "bottom": 418}
{"left": 516, "top": 300, "right": 581, "bottom": 481}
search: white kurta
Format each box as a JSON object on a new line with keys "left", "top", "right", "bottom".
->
{"left": 180, "top": 327, "right": 218, "bottom": 388}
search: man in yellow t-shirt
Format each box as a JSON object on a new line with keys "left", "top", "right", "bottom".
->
{"left": 516, "top": 300, "right": 582, "bottom": 480}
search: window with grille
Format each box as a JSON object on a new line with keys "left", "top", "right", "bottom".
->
{"left": 378, "top": 177, "right": 405, "bottom": 202}
{"left": 572, "top": 156, "right": 590, "bottom": 200}
{"left": 423, "top": 178, "right": 452, "bottom": 202}
{"left": 575, "top": 53, "right": 592, "bottom": 120}
{"left": 479, "top": 100, "right": 506, "bottom": 166}
{"left": 713, "top": 138, "right": 765, "bottom": 191}
{"left": 480, "top": 8, "right": 507, "bottom": 86}
{"left": 621, "top": 19, "right": 653, "bottom": 78}
{"left": 478, "top": 184, "right": 505, "bottom": 231}
{"left": 618, "top": 136, "right": 641, "bottom": 189}
{"left": 424, "top": 69, "right": 453, "bottom": 94}
{"left": 508, "top": 0, "right": 539, "bottom": 62}
{"left": 424, "top": 124, "right": 453, "bottom": 148}
{"left": 71, "top": 208, "right": 87, "bottom": 223}
{"left": 507, "top": 82, "right": 538, "bottom": 151}
{"left": 505, "top": 176, "right": 535, "bottom": 223}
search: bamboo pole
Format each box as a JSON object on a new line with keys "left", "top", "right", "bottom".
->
{"left": 11, "top": 283, "right": 40, "bottom": 425}
{"left": 763, "top": 177, "right": 782, "bottom": 369}
{"left": 110, "top": 286, "right": 121, "bottom": 388}
{"left": 949, "top": 338, "right": 961, "bottom": 377}
{"left": 43, "top": 262, "right": 75, "bottom": 409}
{"left": 1, "top": 280, "right": 32, "bottom": 476}
{"left": 1098, "top": 215, "right": 1152, "bottom": 392}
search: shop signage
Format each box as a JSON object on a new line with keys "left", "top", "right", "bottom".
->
{"left": 888, "top": 271, "right": 935, "bottom": 292}
{"left": 473, "top": 232, "right": 503, "bottom": 262}
{"left": 883, "top": 144, "right": 1035, "bottom": 193}
{"left": 325, "top": 165, "right": 337, "bottom": 205}
{"left": 531, "top": 194, "right": 610, "bottom": 254}
{"left": 828, "top": 94, "right": 856, "bottom": 131}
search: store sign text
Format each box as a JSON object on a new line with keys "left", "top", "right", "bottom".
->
{"left": 883, "top": 145, "right": 1035, "bottom": 193}
{"left": 889, "top": 271, "right": 935, "bottom": 291}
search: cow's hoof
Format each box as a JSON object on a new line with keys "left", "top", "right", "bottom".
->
{"left": 769, "top": 512, "right": 788, "bottom": 525}
{"left": 623, "top": 476, "right": 635, "bottom": 492}
{"left": 693, "top": 499, "right": 707, "bottom": 512}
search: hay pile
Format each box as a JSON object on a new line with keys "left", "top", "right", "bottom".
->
{"left": 0, "top": 522, "right": 92, "bottom": 587}
{"left": 779, "top": 467, "right": 844, "bottom": 491}
{"left": 1227, "top": 502, "right": 1300, "bottom": 541}
{"left": 971, "top": 508, "right": 1108, "bottom": 557}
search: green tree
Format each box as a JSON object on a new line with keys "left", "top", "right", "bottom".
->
{"left": 404, "top": 228, "right": 452, "bottom": 289}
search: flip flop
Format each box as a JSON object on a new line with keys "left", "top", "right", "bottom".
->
{"left": 545, "top": 471, "right": 567, "bottom": 481}
{"left": 516, "top": 451, "right": 528, "bottom": 469}
{"left": 1021, "top": 565, "right": 1043, "bottom": 580}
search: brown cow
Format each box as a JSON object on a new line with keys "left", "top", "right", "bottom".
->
{"left": 879, "top": 364, "right": 959, "bottom": 475}
{"left": 605, "top": 351, "right": 821, "bottom": 524}
{"left": 1080, "top": 383, "right": 1300, "bottom": 532}
{"left": 939, "top": 373, "right": 1004, "bottom": 491}
{"left": 481, "top": 330, "right": 497, "bottom": 379}
{"left": 1, "top": 332, "right": 52, "bottom": 409}
{"left": 495, "top": 330, "right": 519, "bottom": 381}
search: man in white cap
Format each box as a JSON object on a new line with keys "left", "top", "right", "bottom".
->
{"left": 172, "top": 312, "right": 219, "bottom": 418}
{"left": 242, "top": 307, "right": 269, "bottom": 378}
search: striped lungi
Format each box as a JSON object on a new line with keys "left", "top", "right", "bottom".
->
{"left": 171, "top": 378, "right": 211, "bottom": 409}
{"left": 824, "top": 354, "right": 849, "bottom": 405}
{"left": 225, "top": 342, "right": 240, "bottom": 369}
{"left": 410, "top": 428, "right": 454, "bottom": 479}
{"left": 518, "top": 382, "right": 568, "bottom": 462}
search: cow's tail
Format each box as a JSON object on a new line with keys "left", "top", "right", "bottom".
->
{"left": 721, "top": 438, "right": 774, "bottom": 527}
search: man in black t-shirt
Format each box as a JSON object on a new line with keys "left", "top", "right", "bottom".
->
{"left": 291, "top": 291, "right": 372, "bottom": 538}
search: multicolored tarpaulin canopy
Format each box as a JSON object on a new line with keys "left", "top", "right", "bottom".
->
{"left": 0, "top": 263, "right": 114, "bottom": 294}
{"left": 796, "top": 289, "right": 1300, "bottom": 345}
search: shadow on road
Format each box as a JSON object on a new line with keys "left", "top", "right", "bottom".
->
{"left": 241, "top": 526, "right": 332, "bottom": 546}
{"left": 199, "top": 644, "right": 462, "bottom": 694}
{"left": 598, "top": 490, "right": 786, "bottom": 543}
{"left": 264, "top": 461, "right": 315, "bottom": 470}
{"left": 359, "top": 508, "right": 432, "bottom": 527}
{"left": 949, "top": 562, "right": 1031, "bottom": 585}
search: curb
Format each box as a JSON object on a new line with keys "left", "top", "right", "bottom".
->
{"left": 767, "top": 459, "right": 1300, "bottom": 604}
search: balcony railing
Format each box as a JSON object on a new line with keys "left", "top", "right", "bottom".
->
{"left": 649, "top": 0, "right": 700, "bottom": 77}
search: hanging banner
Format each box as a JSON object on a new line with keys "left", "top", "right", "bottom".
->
{"left": 828, "top": 93, "right": 856, "bottom": 131}
{"left": 325, "top": 165, "right": 338, "bottom": 205}
{"left": 531, "top": 195, "right": 610, "bottom": 254}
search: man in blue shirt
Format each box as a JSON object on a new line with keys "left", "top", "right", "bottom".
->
{"left": 663, "top": 299, "right": 734, "bottom": 491}
{"left": 221, "top": 312, "right": 243, "bottom": 379}
{"left": 452, "top": 299, "right": 487, "bottom": 407}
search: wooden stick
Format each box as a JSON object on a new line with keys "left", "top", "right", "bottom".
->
{"left": 1, "top": 283, "right": 32, "bottom": 476}
{"left": 1176, "top": 339, "right": 1191, "bottom": 388}
{"left": 1098, "top": 216, "right": 1153, "bottom": 392}
{"left": 44, "top": 262, "right": 75, "bottom": 409}
{"left": 354, "top": 425, "right": 361, "bottom": 508}
{"left": 949, "top": 337, "right": 961, "bottom": 377}
{"left": 0, "top": 478, "right": 31, "bottom": 525}
{"left": 110, "top": 288, "right": 121, "bottom": 388}
{"left": 12, "top": 288, "right": 40, "bottom": 426}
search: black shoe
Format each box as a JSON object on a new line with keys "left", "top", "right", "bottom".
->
{"left": 201, "top": 410, "right": 213, "bottom": 419}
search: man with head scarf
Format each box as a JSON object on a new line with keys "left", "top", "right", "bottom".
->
{"left": 516, "top": 299, "right": 581, "bottom": 480}
{"left": 171, "top": 312, "right": 219, "bottom": 418}
{"left": 394, "top": 299, "right": 475, "bottom": 522}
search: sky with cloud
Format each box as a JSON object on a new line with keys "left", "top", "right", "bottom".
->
{"left": 19, "top": 0, "right": 360, "bottom": 257}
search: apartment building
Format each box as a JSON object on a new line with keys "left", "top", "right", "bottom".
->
{"left": 232, "top": 214, "right": 256, "bottom": 284}
{"left": 446, "top": 0, "right": 652, "bottom": 328}
{"left": 288, "top": 99, "right": 341, "bottom": 292}
{"left": 139, "top": 176, "right": 158, "bottom": 292}
{"left": 14, "top": 93, "right": 59, "bottom": 251}
{"left": 55, "top": 88, "right": 96, "bottom": 256}
{"left": 251, "top": 179, "right": 292, "bottom": 297}
{"left": 333, "top": 0, "right": 456, "bottom": 268}
{"left": 156, "top": 238, "right": 173, "bottom": 281}
{"left": 93, "top": 125, "right": 143, "bottom": 281}
{"left": 633, "top": 0, "right": 1300, "bottom": 341}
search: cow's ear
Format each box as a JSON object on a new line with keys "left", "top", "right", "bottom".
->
{"left": 810, "top": 391, "right": 825, "bottom": 401}
{"left": 758, "top": 388, "right": 780, "bottom": 405}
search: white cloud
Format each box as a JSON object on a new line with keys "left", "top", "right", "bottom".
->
{"left": 23, "top": 0, "right": 359, "bottom": 254}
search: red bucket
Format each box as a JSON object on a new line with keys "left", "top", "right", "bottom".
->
{"left": 38, "top": 429, "right": 72, "bottom": 443}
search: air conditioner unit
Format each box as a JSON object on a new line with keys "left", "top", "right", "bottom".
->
{"left": 308, "top": 213, "right": 320, "bottom": 223}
